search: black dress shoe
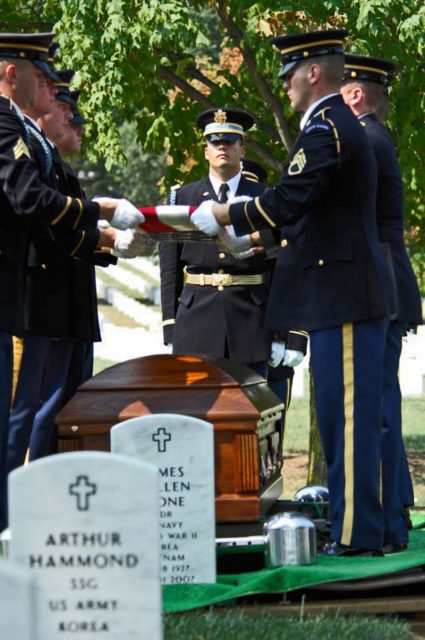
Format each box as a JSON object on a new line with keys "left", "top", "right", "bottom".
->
{"left": 383, "top": 542, "right": 408, "bottom": 554}
{"left": 321, "top": 541, "right": 384, "bottom": 557}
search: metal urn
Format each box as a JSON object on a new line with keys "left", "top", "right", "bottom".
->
{"left": 264, "top": 512, "right": 316, "bottom": 567}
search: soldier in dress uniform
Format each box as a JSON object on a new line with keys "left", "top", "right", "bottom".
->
{"left": 192, "top": 30, "right": 395, "bottom": 556}
{"left": 7, "top": 65, "right": 151, "bottom": 475}
{"left": 240, "top": 158, "right": 302, "bottom": 433}
{"left": 0, "top": 33, "right": 144, "bottom": 530}
{"left": 159, "top": 108, "right": 307, "bottom": 386}
{"left": 341, "top": 54, "right": 423, "bottom": 551}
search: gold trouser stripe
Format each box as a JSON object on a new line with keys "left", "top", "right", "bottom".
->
{"left": 254, "top": 197, "right": 276, "bottom": 228}
{"left": 70, "top": 230, "right": 86, "bottom": 256}
{"left": 73, "top": 198, "right": 83, "bottom": 229}
{"left": 11, "top": 336, "right": 24, "bottom": 407}
{"left": 51, "top": 196, "right": 72, "bottom": 225}
{"left": 341, "top": 322, "right": 355, "bottom": 546}
{"left": 286, "top": 376, "right": 292, "bottom": 411}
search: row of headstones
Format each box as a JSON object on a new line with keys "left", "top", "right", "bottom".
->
{"left": 0, "top": 414, "right": 215, "bottom": 639}
{"left": 103, "top": 262, "right": 160, "bottom": 303}
{"left": 96, "top": 278, "right": 161, "bottom": 328}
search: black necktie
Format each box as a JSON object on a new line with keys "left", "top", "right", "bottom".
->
{"left": 218, "top": 183, "right": 229, "bottom": 203}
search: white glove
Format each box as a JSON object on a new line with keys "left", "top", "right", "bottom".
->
{"left": 94, "top": 197, "right": 145, "bottom": 230}
{"left": 282, "top": 349, "right": 304, "bottom": 367}
{"left": 268, "top": 340, "right": 286, "bottom": 368}
{"left": 232, "top": 247, "right": 257, "bottom": 260}
{"left": 217, "top": 226, "right": 252, "bottom": 256}
{"left": 191, "top": 200, "right": 221, "bottom": 236}
{"left": 227, "top": 195, "right": 253, "bottom": 204}
{"left": 97, "top": 219, "right": 111, "bottom": 229}
{"left": 112, "top": 229, "right": 155, "bottom": 258}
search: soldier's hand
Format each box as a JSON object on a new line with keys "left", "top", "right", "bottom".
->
{"left": 112, "top": 229, "right": 156, "bottom": 258}
{"left": 282, "top": 349, "right": 304, "bottom": 367}
{"left": 268, "top": 340, "right": 286, "bottom": 368}
{"left": 217, "top": 226, "right": 252, "bottom": 256}
{"left": 94, "top": 197, "right": 146, "bottom": 230}
{"left": 191, "top": 200, "right": 221, "bottom": 236}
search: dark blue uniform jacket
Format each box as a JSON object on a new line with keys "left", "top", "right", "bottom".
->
{"left": 229, "top": 95, "right": 393, "bottom": 332}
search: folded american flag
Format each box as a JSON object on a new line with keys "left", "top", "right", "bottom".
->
{"left": 138, "top": 205, "right": 214, "bottom": 242}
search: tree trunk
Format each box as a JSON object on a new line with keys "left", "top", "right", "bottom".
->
{"left": 307, "top": 363, "right": 327, "bottom": 486}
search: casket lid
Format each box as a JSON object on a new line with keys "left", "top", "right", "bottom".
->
{"left": 81, "top": 354, "right": 264, "bottom": 391}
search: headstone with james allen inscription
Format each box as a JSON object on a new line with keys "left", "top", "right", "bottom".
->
{"left": 8, "top": 451, "right": 162, "bottom": 640}
{"left": 0, "top": 560, "right": 36, "bottom": 639}
{"left": 111, "top": 414, "right": 216, "bottom": 584}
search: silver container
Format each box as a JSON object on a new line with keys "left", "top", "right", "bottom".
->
{"left": 293, "top": 484, "right": 329, "bottom": 503}
{"left": 264, "top": 511, "right": 316, "bottom": 567}
{"left": 0, "top": 528, "right": 11, "bottom": 559}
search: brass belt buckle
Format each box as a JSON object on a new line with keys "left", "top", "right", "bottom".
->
{"left": 212, "top": 273, "right": 231, "bottom": 287}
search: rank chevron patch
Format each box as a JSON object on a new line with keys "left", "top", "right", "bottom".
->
{"left": 13, "top": 137, "right": 30, "bottom": 160}
{"left": 288, "top": 148, "right": 306, "bottom": 175}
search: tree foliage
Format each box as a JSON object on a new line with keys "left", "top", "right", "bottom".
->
{"left": 0, "top": 0, "right": 424, "bottom": 281}
{"left": 70, "top": 121, "right": 166, "bottom": 202}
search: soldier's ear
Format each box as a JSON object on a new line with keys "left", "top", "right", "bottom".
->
{"left": 307, "top": 62, "right": 321, "bottom": 85}
{"left": 350, "top": 86, "right": 363, "bottom": 106}
{"left": 4, "top": 62, "right": 18, "bottom": 84}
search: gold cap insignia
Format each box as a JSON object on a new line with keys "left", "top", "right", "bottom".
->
{"left": 214, "top": 109, "right": 227, "bottom": 124}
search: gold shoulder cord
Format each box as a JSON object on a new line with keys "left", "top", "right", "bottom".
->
{"left": 315, "top": 107, "right": 342, "bottom": 169}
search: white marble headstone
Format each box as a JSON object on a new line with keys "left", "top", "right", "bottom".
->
{"left": 111, "top": 414, "right": 216, "bottom": 584}
{"left": 8, "top": 452, "right": 162, "bottom": 640}
{"left": 0, "top": 560, "right": 36, "bottom": 639}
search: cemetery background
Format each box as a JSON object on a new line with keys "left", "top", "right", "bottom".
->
{"left": 93, "top": 256, "right": 425, "bottom": 505}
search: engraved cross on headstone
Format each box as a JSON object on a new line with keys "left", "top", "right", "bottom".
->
{"left": 152, "top": 427, "right": 172, "bottom": 453}
{"left": 69, "top": 475, "right": 97, "bottom": 511}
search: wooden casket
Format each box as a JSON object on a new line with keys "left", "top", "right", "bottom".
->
{"left": 56, "top": 355, "right": 284, "bottom": 523}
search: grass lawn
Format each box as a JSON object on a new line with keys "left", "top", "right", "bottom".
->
{"left": 283, "top": 381, "right": 425, "bottom": 504}
{"left": 164, "top": 610, "right": 412, "bottom": 639}
{"left": 284, "top": 393, "right": 425, "bottom": 454}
